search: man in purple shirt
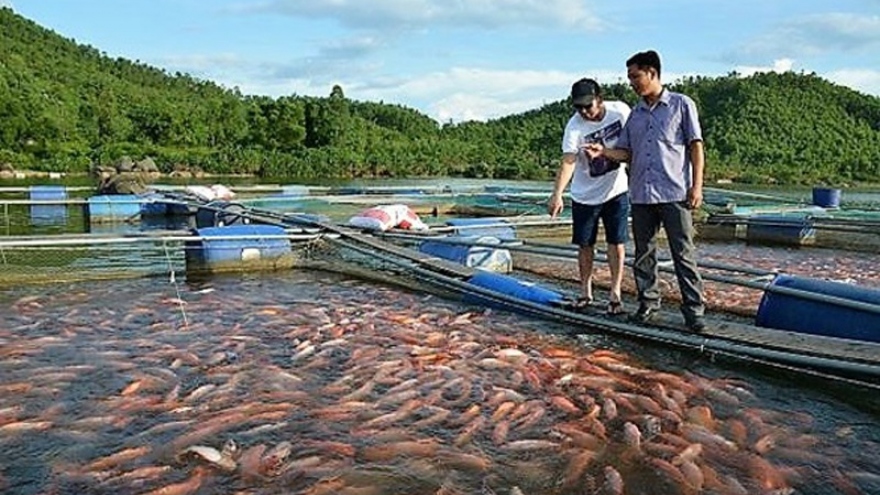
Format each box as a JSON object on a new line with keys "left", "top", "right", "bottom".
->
{"left": 585, "top": 50, "right": 706, "bottom": 333}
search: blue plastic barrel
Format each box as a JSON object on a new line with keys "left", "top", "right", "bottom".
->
{"left": 138, "top": 193, "right": 196, "bottom": 217}
{"left": 195, "top": 202, "right": 251, "bottom": 229}
{"left": 746, "top": 215, "right": 815, "bottom": 246}
{"left": 419, "top": 236, "right": 512, "bottom": 273}
{"left": 138, "top": 192, "right": 171, "bottom": 217}
{"left": 139, "top": 202, "right": 169, "bottom": 217}
{"left": 186, "top": 224, "right": 293, "bottom": 272}
{"left": 166, "top": 202, "right": 197, "bottom": 217}
{"left": 86, "top": 194, "right": 142, "bottom": 222}
{"left": 29, "top": 185, "right": 68, "bottom": 225}
{"left": 446, "top": 217, "right": 517, "bottom": 240}
{"left": 812, "top": 187, "right": 841, "bottom": 208}
{"left": 463, "top": 271, "right": 563, "bottom": 310}
{"left": 755, "top": 274, "right": 880, "bottom": 343}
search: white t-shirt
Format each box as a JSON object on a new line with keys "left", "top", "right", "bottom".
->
{"left": 561, "top": 100, "right": 631, "bottom": 205}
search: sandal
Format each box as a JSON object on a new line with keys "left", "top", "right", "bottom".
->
{"left": 606, "top": 300, "right": 625, "bottom": 316}
{"left": 563, "top": 296, "right": 593, "bottom": 312}
{"left": 575, "top": 296, "right": 593, "bottom": 308}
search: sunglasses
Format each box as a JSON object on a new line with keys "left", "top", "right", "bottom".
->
{"left": 573, "top": 103, "right": 594, "bottom": 111}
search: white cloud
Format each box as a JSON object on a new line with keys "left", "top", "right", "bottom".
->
{"left": 728, "top": 58, "right": 880, "bottom": 97}
{"left": 734, "top": 58, "right": 795, "bottom": 76}
{"left": 360, "top": 67, "right": 601, "bottom": 123}
{"left": 0, "top": 0, "right": 14, "bottom": 8}
{"left": 432, "top": 93, "right": 519, "bottom": 123}
{"left": 728, "top": 13, "right": 880, "bottom": 62}
{"left": 192, "top": 2, "right": 608, "bottom": 121}
{"left": 226, "top": 0, "right": 600, "bottom": 30}
{"left": 153, "top": 47, "right": 880, "bottom": 125}
{"left": 162, "top": 53, "right": 634, "bottom": 122}
{"left": 824, "top": 69, "right": 880, "bottom": 97}
{"left": 271, "top": 36, "right": 384, "bottom": 80}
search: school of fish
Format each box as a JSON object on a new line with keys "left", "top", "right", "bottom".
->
{"left": 515, "top": 241, "right": 880, "bottom": 317}
{"left": 1, "top": 271, "right": 878, "bottom": 495}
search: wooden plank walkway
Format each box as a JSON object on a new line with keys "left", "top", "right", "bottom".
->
{"left": 618, "top": 306, "right": 880, "bottom": 365}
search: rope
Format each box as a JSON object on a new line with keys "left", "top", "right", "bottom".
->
{"left": 162, "top": 239, "right": 189, "bottom": 330}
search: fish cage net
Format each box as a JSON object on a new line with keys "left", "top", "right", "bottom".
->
{"left": 0, "top": 232, "right": 462, "bottom": 300}
{"left": 0, "top": 234, "right": 311, "bottom": 287}
{"left": 1, "top": 236, "right": 187, "bottom": 287}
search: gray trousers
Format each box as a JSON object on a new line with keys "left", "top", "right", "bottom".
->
{"left": 631, "top": 202, "right": 705, "bottom": 318}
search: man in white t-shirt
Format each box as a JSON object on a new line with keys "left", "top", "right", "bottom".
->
{"left": 548, "top": 78, "right": 631, "bottom": 315}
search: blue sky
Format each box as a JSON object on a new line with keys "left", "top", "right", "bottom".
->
{"left": 5, "top": 1, "right": 880, "bottom": 123}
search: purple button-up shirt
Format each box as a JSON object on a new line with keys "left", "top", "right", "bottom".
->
{"left": 616, "top": 89, "right": 702, "bottom": 205}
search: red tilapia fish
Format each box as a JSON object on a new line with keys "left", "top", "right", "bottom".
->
{"left": 1, "top": 275, "right": 870, "bottom": 495}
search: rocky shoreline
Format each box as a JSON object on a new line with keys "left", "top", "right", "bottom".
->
{"left": 0, "top": 156, "right": 223, "bottom": 182}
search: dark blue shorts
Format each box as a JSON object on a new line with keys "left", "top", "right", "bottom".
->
{"left": 571, "top": 193, "right": 630, "bottom": 247}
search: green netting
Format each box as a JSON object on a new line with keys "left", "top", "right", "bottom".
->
{"left": 0, "top": 234, "right": 337, "bottom": 288}
{"left": 0, "top": 238, "right": 186, "bottom": 286}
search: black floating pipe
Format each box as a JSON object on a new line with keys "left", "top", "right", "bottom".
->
{"left": 377, "top": 231, "right": 880, "bottom": 317}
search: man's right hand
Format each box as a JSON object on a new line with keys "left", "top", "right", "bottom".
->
{"left": 582, "top": 142, "right": 604, "bottom": 160}
{"left": 547, "top": 195, "right": 564, "bottom": 218}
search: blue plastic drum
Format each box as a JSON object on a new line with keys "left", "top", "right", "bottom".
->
{"left": 464, "top": 271, "right": 563, "bottom": 310}
{"left": 812, "top": 187, "right": 842, "bottom": 208}
{"left": 755, "top": 274, "right": 880, "bottom": 343}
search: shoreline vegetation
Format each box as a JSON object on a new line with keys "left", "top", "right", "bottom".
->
{"left": 2, "top": 8, "right": 880, "bottom": 187}
{"left": 3, "top": 165, "right": 879, "bottom": 190}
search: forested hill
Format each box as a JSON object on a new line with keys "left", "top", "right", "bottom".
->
{"left": 2, "top": 7, "right": 880, "bottom": 184}
{"left": 675, "top": 73, "right": 880, "bottom": 184}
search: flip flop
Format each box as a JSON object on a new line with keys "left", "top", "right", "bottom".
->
{"left": 561, "top": 296, "right": 593, "bottom": 312}
{"left": 606, "top": 301, "right": 625, "bottom": 315}
{"left": 574, "top": 296, "right": 594, "bottom": 309}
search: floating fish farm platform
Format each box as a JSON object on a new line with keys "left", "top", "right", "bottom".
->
{"left": 6, "top": 183, "right": 880, "bottom": 495}
{"left": 3, "top": 186, "right": 880, "bottom": 387}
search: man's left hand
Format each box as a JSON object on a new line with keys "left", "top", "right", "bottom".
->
{"left": 687, "top": 187, "right": 703, "bottom": 209}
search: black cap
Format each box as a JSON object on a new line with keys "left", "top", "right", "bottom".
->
{"left": 571, "top": 78, "right": 601, "bottom": 106}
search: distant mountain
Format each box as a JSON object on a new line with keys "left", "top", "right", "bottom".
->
{"left": 2, "top": 7, "right": 879, "bottom": 184}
